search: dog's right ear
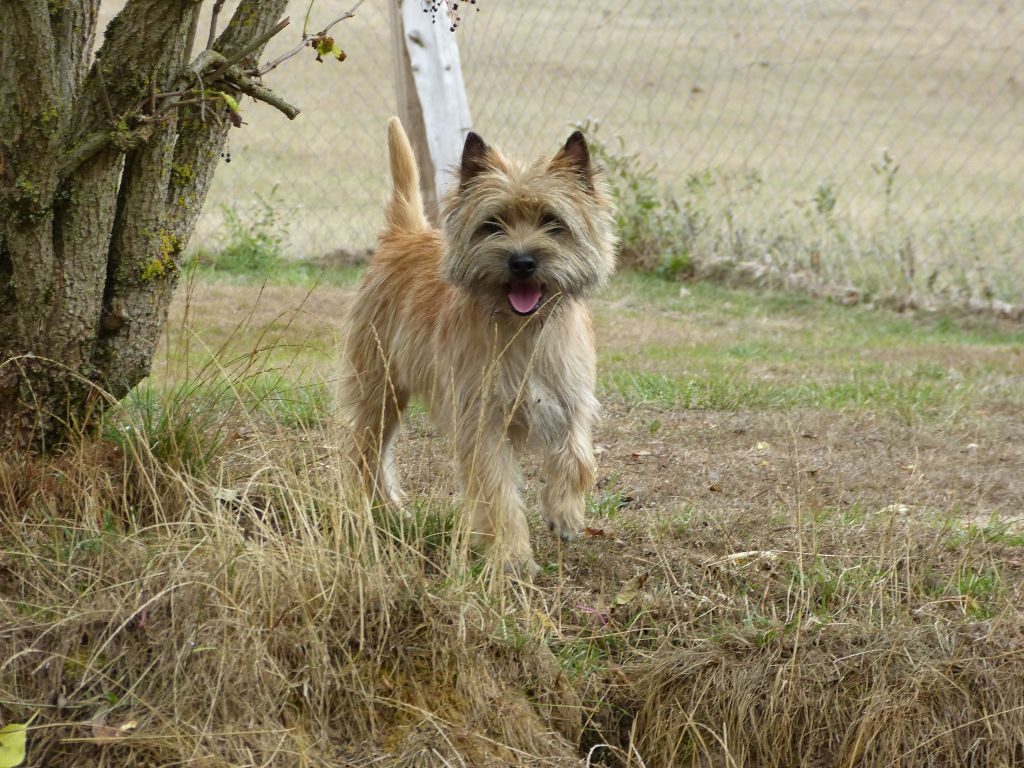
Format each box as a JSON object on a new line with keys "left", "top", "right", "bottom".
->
{"left": 459, "top": 131, "right": 489, "bottom": 187}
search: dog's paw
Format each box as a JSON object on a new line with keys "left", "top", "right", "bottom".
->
{"left": 540, "top": 503, "right": 584, "bottom": 542}
{"left": 503, "top": 556, "right": 541, "bottom": 580}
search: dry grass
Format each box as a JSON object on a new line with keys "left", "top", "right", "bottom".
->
{"left": 0, "top": 437, "right": 584, "bottom": 767}
{"left": 626, "top": 620, "right": 1024, "bottom": 766}
{"left": 3, "top": 271, "right": 1024, "bottom": 766}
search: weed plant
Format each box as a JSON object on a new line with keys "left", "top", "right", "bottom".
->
{"left": 204, "top": 191, "right": 288, "bottom": 274}
{"left": 584, "top": 125, "right": 1024, "bottom": 314}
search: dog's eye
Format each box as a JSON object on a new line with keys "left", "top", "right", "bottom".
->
{"left": 540, "top": 212, "right": 567, "bottom": 235}
{"left": 477, "top": 219, "right": 503, "bottom": 238}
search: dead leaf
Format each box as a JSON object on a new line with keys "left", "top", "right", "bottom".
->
{"left": 532, "top": 609, "right": 560, "bottom": 635}
{"left": 879, "top": 503, "right": 911, "bottom": 515}
{"left": 613, "top": 571, "right": 649, "bottom": 607}
{"left": 88, "top": 715, "right": 137, "bottom": 745}
{"left": 214, "top": 488, "right": 238, "bottom": 503}
{"left": 583, "top": 527, "right": 607, "bottom": 537}
{"left": 631, "top": 450, "right": 652, "bottom": 458}
{"left": 721, "top": 550, "right": 781, "bottom": 566}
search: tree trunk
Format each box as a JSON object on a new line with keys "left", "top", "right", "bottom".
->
{"left": 0, "top": 0, "right": 292, "bottom": 451}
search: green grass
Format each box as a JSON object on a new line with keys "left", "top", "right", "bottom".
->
{"left": 107, "top": 372, "right": 333, "bottom": 472}
{"left": 192, "top": 254, "right": 363, "bottom": 287}
{"left": 602, "top": 367, "right": 959, "bottom": 416}
{"left": 598, "top": 273, "right": 1023, "bottom": 419}
{"left": 610, "top": 272, "right": 1024, "bottom": 345}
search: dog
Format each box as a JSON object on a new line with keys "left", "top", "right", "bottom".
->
{"left": 342, "top": 117, "right": 617, "bottom": 572}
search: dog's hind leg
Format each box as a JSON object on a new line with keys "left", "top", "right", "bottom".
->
{"left": 345, "top": 365, "right": 408, "bottom": 507}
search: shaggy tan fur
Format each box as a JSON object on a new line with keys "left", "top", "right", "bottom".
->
{"left": 342, "top": 117, "right": 617, "bottom": 571}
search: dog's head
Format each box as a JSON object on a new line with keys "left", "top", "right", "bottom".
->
{"left": 440, "top": 130, "right": 618, "bottom": 318}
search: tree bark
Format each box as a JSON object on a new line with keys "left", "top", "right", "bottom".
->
{"left": 0, "top": 0, "right": 292, "bottom": 450}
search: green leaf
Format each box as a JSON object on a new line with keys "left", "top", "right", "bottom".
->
{"left": 0, "top": 723, "right": 27, "bottom": 768}
{"left": 219, "top": 92, "right": 240, "bottom": 113}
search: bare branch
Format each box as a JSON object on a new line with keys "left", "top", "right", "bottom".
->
{"left": 95, "top": 57, "right": 116, "bottom": 123}
{"left": 58, "top": 121, "right": 158, "bottom": 179}
{"left": 181, "top": 48, "right": 224, "bottom": 85}
{"left": 183, "top": 6, "right": 200, "bottom": 61}
{"left": 254, "top": 0, "right": 367, "bottom": 77}
{"left": 223, "top": 70, "right": 300, "bottom": 119}
{"left": 320, "top": 0, "right": 369, "bottom": 38}
{"left": 207, "top": 17, "right": 290, "bottom": 82}
{"left": 206, "top": 0, "right": 227, "bottom": 50}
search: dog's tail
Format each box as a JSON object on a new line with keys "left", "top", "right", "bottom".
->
{"left": 385, "top": 117, "right": 430, "bottom": 232}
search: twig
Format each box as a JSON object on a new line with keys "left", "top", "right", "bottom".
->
{"left": 59, "top": 119, "right": 162, "bottom": 178}
{"left": 302, "top": 0, "right": 316, "bottom": 35}
{"left": 95, "top": 59, "right": 115, "bottom": 123}
{"left": 254, "top": 0, "right": 367, "bottom": 77}
{"left": 164, "top": 96, "right": 221, "bottom": 110}
{"left": 206, "top": 0, "right": 227, "bottom": 50}
{"left": 207, "top": 17, "right": 291, "bottom": 83}
{"left": 178, "top": 48, "right": 224, "bottom": 88}
{"left": 222, "top": 70, "right": 300, "bottom": 119}
{"left": 59, "top": 132, "right": 115, "bottom": 177}
{"left": 318, "top": 0, "right": 369, "bottom": 39}
{"left": 195, "top": 70, "right": 207, "bottom": 122}
{"left": 183, "top": 9, "right": 200, "bottom": 65}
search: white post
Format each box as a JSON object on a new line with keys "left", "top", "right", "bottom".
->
{"left": 389, "top": 0, "right": 472, "bottom": 223}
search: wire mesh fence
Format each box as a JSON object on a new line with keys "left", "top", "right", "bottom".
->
{"left": 197, "top": 0, "right": 1024, "bottom": 308}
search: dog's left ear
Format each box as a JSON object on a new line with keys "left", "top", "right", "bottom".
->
{"left": 552, "top": 131, "right": 594, "bottom": 189}
{"left": 460, "top": 131, "right": 490, "bottom": 187}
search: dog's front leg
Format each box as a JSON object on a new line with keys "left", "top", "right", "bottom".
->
{"left": 539, "top": 397, "right": 597, "bottom": 541}
{"left": 455, "top": 425, "right": 535, "bottom": 571}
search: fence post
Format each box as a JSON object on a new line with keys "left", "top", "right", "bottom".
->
{"left": 388, "top": 0, "right": 472, "bottom": 225}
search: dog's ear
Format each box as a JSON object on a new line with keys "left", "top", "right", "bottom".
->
{"left": 552, "top": 131, "right": 594, "bottom": 189}
{"left": 460, "top": 131, "right": 490, "bottom": 187}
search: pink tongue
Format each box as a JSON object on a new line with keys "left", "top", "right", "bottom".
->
{"left": 508, "top": 284, "right": 543, "bottom": 314}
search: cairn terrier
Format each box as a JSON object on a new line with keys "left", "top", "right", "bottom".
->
{"left": 342, "top": 117, "right": 617, "bottom": 572}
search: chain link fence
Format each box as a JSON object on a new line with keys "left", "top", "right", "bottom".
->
{"left": 197, "top": 0, "right": 1024, "bottom": 309}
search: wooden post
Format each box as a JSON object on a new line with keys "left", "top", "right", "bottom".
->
{"left": 388, "top": 0, "right": 472, "bottom": 224}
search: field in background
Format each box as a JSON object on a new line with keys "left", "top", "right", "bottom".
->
{"left": 92, "top": 0, "right": 1024, "bottom": 304}
{"left": 139, "top": 0, "right": 1024, "bottom": 308}
{"left": 4, "top": 261, "right": 1024, "bottom": 766}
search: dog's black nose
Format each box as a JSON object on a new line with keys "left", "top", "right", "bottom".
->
{"left": 508, "top": 252, "right": 537, "bottom": 278}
